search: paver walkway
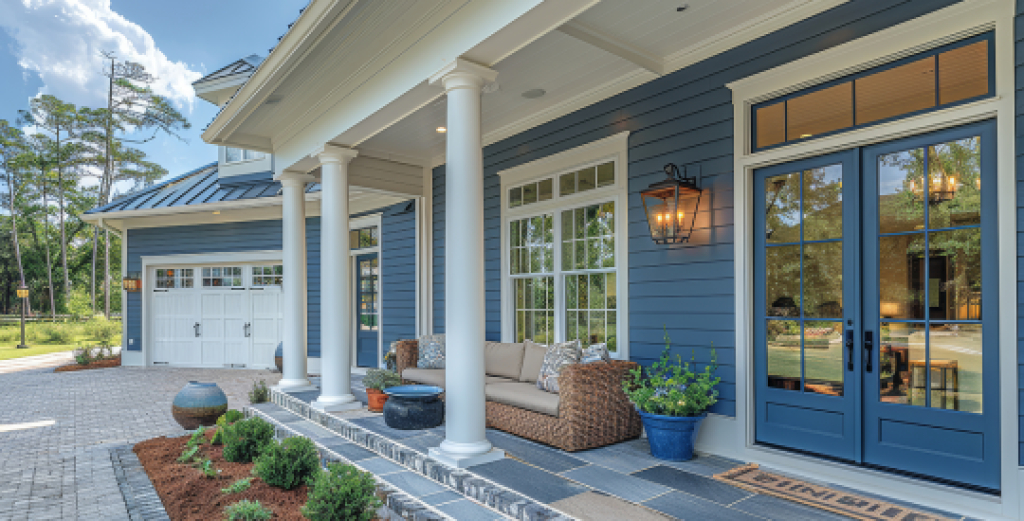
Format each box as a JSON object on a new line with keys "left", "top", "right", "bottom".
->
{"left": 0, "top": 364, "right": 279, "bottom": 520}
{"left": 0, "top": 351, "right": 74, "bottom": 375}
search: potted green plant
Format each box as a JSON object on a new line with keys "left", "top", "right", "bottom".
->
{"left": 622, "top": 329, "right": 721, "bottom": 461}
{"left": 363, "top": 368, "right": 401, "bottom": 412}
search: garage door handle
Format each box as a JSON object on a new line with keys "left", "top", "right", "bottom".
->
{"left": 194, "top": 322, "right": 201, "bottom": 337}
{"left": 244, "top": 323, "right": 251, "bottom": 337}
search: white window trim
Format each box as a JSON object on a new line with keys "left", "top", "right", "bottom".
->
{"left": 499, "top": 131, "right": 629, "bottom": 359}
{"left": 348, "top": 213, "right": 383, "bottom": 369}
{"left": 725, "top": 1, "right": 1017, "bottom": 519}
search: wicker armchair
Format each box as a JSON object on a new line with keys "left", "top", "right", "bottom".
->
{"left": 395, "top": 340, "right": 641, "bottom": 452}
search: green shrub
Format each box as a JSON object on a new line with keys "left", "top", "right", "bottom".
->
{"left": 83, "top": 317, "right": 120, "bottom": 346}
{"left": 177, "top": 445, "right": 200, "bottom": 463}
{"left": 248, "top": 380, "right": 270, "bottom": 404}
{"left": 222, "top": 417, "right": 274, "bottom": 463}
{"left": 217, "top": 409, "right": 245, "bottom": 428}
{"left": 75, "top": 348, "right": 92, "bottom": 366}
{"left": 224, "top": 500, "right": 273, "bottom": 521}
{"left": 38, "top": 323, "right": 76, "bottom": 344}
{"left": 221, "top": 477, "right": 252, "bottom": 495}
{"left": 252, "top": 436, "right": 320, "bottom": 490}
{"left": 211, "top": 427, "right": 224, "bottom": 445}
{"left": 302, "top": 463, "right": 381, "bottom": 521}
{"left": 0, "top": 326, "right": 20, "bottom": 343}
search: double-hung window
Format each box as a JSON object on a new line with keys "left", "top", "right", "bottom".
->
{"left": 501, "top": 133, "right": 629, "bottom": 357}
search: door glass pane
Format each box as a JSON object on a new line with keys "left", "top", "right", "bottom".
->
{"left": 928, "top": 228, "right": 981, "bottom": 320}
{"left": 766, "top": 245, "right": 800, "bottom": 317}
{"left": 928, "top": 323, "right": 981, "bottom": 413}
{"left": 879, "top": 233, "right": 925, "bottom": 320}
{"left": 879, "top": 322, "right": 927, "bottom": 406}
{"left": 803, "top": 241, "right": 843, "bottom": 319}
{"left": 803, "top": 321, "right": 844, "bottom": 396}
{"left": 766, "top": 320, "right": 801, "bottom": 391}
{"left": 764, "top": 172, "right": 801, "bottom": 243}
{"left": 878, "top": 148, "right": 925, "bottom": 234}
{"left": 802, "top": 165, "right": 843, "bottom": 241}
{"left": 927, "top": 137, "right": 981, "bottom": 229}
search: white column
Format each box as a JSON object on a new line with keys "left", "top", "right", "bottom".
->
{"left": 312, "top": 145, "right": 362, "bottom": 412}
{"left": 275, "top": 172, "right": 316, "bottom": 391}
{"left": 427, "top": 59, "right": 504, "bottom": 468}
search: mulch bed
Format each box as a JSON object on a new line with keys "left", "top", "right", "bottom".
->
{"left": 54, "top": 356, "right": 121, "bottom": 372}
{"left": 134, "top": 429, "right": 309, "bottom": 520}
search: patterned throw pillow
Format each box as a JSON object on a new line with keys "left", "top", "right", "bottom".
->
{"left": 536, "top": 340, "right": 582, "bottom": 393}
{"left": 581, "top": 343, "right": 610, "bottom": 364}
{"left": 417, "top": 334, "right": 446, "bottom": 369}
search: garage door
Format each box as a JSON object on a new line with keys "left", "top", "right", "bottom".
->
{"left": 150, "top": 265, "right": 283, "bottom": 368}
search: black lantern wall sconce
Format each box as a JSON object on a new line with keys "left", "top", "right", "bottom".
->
{"left": 640, "top": 163, "right": 704, "bottom": 244}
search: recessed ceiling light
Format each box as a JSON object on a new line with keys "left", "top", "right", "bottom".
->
{"left": 522, "top": 88, "right": 546, "bottom": 99}
{"left": 436, "top": 127, "right": 447, "bottom": 134}
{"left": 213, "top": 211, "right": 221, "bottom": 215}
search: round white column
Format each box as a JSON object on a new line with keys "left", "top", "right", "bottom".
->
{"left": 277, "top": 173, "right": 314, "bottom": 390}
{"left": 313, "top": 145, "right": 361, "bottom": 412}
{"left": 428, "top": 59, "right": 504, "bottom": 468}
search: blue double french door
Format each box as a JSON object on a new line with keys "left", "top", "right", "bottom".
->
{"left": 355, "top": 254, "right": 379, "bottom": 368}
{"left": 754, "top": 121, "right": 999, "bottom": 491}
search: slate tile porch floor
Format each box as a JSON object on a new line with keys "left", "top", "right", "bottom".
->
{"left": 285, "top": 382, "right": 972, "bottom": 521}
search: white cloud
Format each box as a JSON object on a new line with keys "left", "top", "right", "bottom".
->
{"left": 0, "top": 0, "right": 202, "bottom": 111}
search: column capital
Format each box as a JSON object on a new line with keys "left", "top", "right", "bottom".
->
{"left": 429, "top": 58, "right": 497, "bottom": 93}
{"left": 311, "top": 144, "right": 359, "bottom": 166}
{"left": 276, "top": 171, "right": 316, "bottom": 187}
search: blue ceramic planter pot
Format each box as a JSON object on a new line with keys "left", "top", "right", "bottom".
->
{"left": 383, "top": 385, "right": 444, "bottom": 430}
{"left": 639, "top": 411, "right": 707, "bottom": 461}
{"left": 172, "top": 381, "right": 228, "bottom": 430}
{"left": 274, "top": 342, "right": 283, "bottom": 372}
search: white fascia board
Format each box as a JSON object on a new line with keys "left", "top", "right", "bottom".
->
{"left": 271, "top": 0, "right": 597, "bottom": 176}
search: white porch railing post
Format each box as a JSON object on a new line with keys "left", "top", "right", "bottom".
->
{"left": 427, "top": 59, "right": 505, "bottom": 468}
{"left": 312, "top": 145, "right": 362, "bottom": 411}
{"left": 275, "top": 172, "right": 316, "bottom": 391}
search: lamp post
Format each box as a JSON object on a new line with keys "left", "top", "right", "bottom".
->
{"left": 16, "top": 284, "right": 28, "bottom": 349}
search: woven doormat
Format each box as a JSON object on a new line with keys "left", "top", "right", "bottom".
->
{"left": 713, "top": 464, "right": 953, "bottom": 521}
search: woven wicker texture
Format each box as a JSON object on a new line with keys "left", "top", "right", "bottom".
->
{"left": 397, "top": 341, "right": 640, "bottom": 451}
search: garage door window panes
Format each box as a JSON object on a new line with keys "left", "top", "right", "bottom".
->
{"left": 156, "top": 268, "right": 194, "bottom": 289}
{"left": 202, "top": 267, "right": 243, "bottom": 288}
{"left": 252, "top": 265, "right": 283, "bottom": 287}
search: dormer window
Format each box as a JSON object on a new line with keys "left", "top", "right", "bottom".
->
{"left": 224, "top": 147, "right": 266, "bottom": 163}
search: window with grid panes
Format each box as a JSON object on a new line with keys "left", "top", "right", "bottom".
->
{"left": 252, "top": 265, "right": 283, "bottom": 286}
{"left": 510, "top": 214, "right": 555, "bottom": 344}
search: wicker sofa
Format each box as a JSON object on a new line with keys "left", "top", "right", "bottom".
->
{"left": 395, "top": 339, "right": 641, "bottom": 452}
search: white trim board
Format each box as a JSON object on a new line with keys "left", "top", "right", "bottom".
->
{"left": 723, "top": 1, "right": 1018, "bottom": 519}
{"left": 498, "top": 131, "right": 630, "bottom": 360}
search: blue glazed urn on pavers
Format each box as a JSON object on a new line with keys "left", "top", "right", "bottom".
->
{"left": 640, "top": 411, "right": 707, "bottom": 461}
{"left": 172, "top": 381, "right": 228, "bottom": 430}
{"left": 383, "top": 385, "right": 444, "bottom": 430}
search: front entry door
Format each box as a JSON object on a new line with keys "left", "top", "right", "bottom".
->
{"left": 355, "top": 254, "right": 379, "bottom": 368}
{"left": 754, "top": 121, "right": 999, "bottom": 491}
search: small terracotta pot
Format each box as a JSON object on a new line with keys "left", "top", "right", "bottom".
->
{"left": 367, "top": 388, "right": 388, "bottom": 412}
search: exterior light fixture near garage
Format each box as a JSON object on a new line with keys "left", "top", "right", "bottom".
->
{"left": 123, "top": 272, "right": 142, "bottom": 292}
{"left": 640, "top": 163, "right": 703, "bottom": 244}
{"left": 436, "top": 127, "right": 447, "bottom": 134}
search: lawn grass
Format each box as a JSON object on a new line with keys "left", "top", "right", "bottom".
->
{"left": 0, "top": 343, "right": 83, "bottom": 360}
{"left": 0, "top": 321, "right": 121, "bottom": 361}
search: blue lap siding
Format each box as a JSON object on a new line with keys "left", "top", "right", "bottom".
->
{"left": 381, "top": 201, "right": 419, "bottom": 348}
{"left": 1015, "top": 0, "right": 1024, "bottom": 466}
{"left": 432, "top": 0, "right": 961, "bottom": 417}
{"left": 125, "top": 201, "right": 416, "bottom": 361}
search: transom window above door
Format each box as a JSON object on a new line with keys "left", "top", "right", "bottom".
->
{"left": 349, "top": 226, "right": 378, "bottom": 249}
{"left": 753, "top": 33, "right": 993, "bottom": 151}
{"left": 202, "top": 267, "right": 243, "bottom": 288}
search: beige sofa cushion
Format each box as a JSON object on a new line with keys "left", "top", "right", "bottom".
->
{"left": 401, "top": 369, "right": 513, "bottom": 389}
{"left": 485, "top": 381, "right": 560, "bottom": 417}
{"left": 519, "top": 340, "right": 547, "bottom": 383}
{"left": 401, "top": 368, "right": 446, "bottom": 388}
{"left": 485, "top": 342, "right": 526, "bottom": 380}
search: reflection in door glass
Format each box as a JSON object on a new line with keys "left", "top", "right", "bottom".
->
{"left": 879, "top": 322, "right": 927, "bottom": 406}
{"left": 879, "top": 234, "right": 925, "bottom": 320}
{"left": 803, "top": 321, "right": 844, "bottom": 396}
{"left": 766, "top": 320, "right": 800, "bottom": 390}
{"left": 802, "top": 165, "right": 843, "bottom": 241}
{"left": 803, "top": 242, "right": 842, "bottom": 319}
{"left": 764, "top": 172, "right": 800, "bottom": 243}
{"left": 927, "top": 137, "right": 981, "bottom": 229}
{"left": 928, "top": 323, "right": 981, "bottom": 413}
{"left": 766, "top": 245, "right": 800, "bottom": 317}
{"left": 878, "top": 149, "right": 925, "bottom": 234}
{"left": 928, "top": 228, "right": 981, "bottom": 321}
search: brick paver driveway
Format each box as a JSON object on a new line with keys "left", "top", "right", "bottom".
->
{"left": 0, "top": 363, "right": 280, "bottom": 520}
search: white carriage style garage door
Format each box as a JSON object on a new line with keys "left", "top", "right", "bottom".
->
{"left": 150, "top": 265, "right": 283, "bottom": 368}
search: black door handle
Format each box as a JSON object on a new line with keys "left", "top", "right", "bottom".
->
{"left": 244, "top": 323, "right": 251, "bottom": 338}
{"left": 863, "top": 331, "right": 874, "bottom": 373}
{"left": 194, "top": 322, "right": 201, "bottom": 337}
{"left": 845, "top": 330, "right": 854, "bottom": 371}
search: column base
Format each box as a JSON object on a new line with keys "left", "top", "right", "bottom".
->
{"left": 273, "top": 379, "right": 318, "bottom": 393}
{"left": 429, "top": 444, "right": 505, "bottom": 469}
{"left": 311, "top": 395, "right": 362, "bottom": 412}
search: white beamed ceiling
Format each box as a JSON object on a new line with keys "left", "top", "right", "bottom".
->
{"left": 358, "top": 0, "right": 841, "bottom": 164}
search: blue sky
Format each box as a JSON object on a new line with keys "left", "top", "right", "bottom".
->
{"left": 0, "top": 0, "right": 307, "bottom": 185}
